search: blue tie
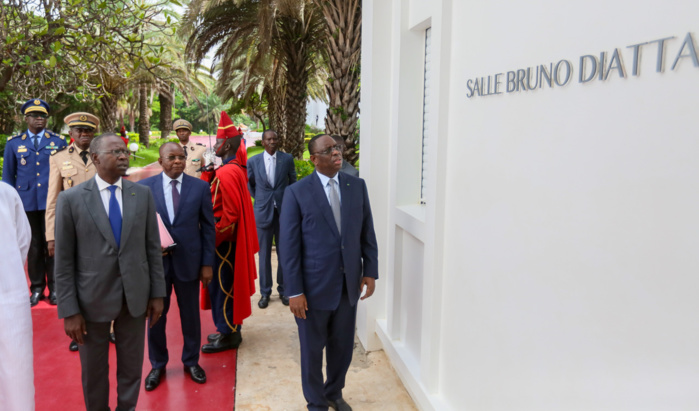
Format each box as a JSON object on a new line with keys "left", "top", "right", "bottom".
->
{"left": 107, "top": 185, "right": 122, "bottom": 247}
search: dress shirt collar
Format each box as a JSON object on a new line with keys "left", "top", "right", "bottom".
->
{"left": 316, "top": 170, "right": 339, "bottom": 187}
{"left": 263, "top": 150, "right": 277, "bottom": 162}
{"left": 27, "top": 129, "right": 46, "bottom": 139}
{"left": 162, "top": 172, "right": 183, "bottom": 186}
{"left": 95, "top": 174, "right": 123, "bottom": 191}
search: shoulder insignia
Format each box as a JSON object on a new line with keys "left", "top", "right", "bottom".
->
{"left": 68, "top": 146, "right": 74, "bottom": 153}
{"left": 7, "top": 134, "right": 18, "bottom": 141}
{"left": 21, "top": 133, "right": 27, "bottom": 140}
{"left": 51, "top": 146, "right": 68, "bottom": 156}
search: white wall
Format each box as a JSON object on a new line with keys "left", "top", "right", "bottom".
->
{"left": 361, "top": 0, "right": 699, "bottom": 410}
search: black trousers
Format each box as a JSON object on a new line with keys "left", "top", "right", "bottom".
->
{"left": 26, "top": 210, "right": 53, "bottom": 294}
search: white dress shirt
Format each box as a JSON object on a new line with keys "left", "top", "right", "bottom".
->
{"left": 162, "top": 172, "right": 184, "bottom": 223}
{"left": 94, "top": 174, "right": 123, "bottom": 216}
{"left": 316, "top": 171, "right": 341, "bottom": 205}
{"left": 264, "top": 150, "right": 277, "bottom": 186}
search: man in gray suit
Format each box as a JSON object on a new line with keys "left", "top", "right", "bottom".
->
{"left": 55, "top": 133, "right": 166, "bottom": 411}
{"left": 332, "top": 135, "right": 359, "bottom": 177}
{"left": 248, "top": 129, "right": 297, "bottom": 308}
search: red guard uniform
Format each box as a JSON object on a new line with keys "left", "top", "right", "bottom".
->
{"left": 204, "top": 118, "right": 258, "bottom": 334}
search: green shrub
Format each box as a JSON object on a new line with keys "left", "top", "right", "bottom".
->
{"left": 254, "top": 139, "right": 263, "bottom": 147}
{"left": 294, "top": 159, "right": 315, "bottom": 180}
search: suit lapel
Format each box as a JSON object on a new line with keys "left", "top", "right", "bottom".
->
{"left": 119, "top": 179, "right": 137, "bottom": 247}
{"left": 310, "top": 172, "right": 340, "bottom": 238}
{"left": 273, "top": 154, "right": 284, "bottom": 188}
{"left": 338, "top": 173, "right": 352, "bottom": 237}
{"left": 151, "top": 174, "right": 170, "bottom": 228}
{"left": 82, "top": 178, "right": 119, "bottom": 250}
{"left": 174, "top": 174, "right": 192, "bottom": 224}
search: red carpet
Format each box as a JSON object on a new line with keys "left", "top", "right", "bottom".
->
{"left": 32, "top": 295, "right": 237, "bottom": 410}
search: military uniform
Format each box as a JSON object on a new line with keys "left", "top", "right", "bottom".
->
{"left": 173, "top": 119, "right": 208, "bottom": 178}
{"left": 181, "top": 140, "right": 208, "bottom": 178}
{"left": 2, "top": 99, "right": 67, "bottom": 301}
{"left": 45, "top": 143, "right": 96, "bottom": 242}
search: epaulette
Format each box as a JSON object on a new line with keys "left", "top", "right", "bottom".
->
{"left": 51, "top": 146, "right": 68, "bottom": 156}
{"left": 7, "top": 133, "right": 20, "bottom": 142}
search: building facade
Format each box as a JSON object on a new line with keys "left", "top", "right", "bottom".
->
{"left": 358, "top": 1, "right": 699, "bottom": 409}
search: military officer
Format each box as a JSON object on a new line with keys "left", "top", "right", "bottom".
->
{"left": 45, "top": 112, "right": 99, "bottom": 261}
{"left": 173, "top": 119, "right": 207, "bottom": 178}
{"left": 2, "top": 98, "right": 67, "bottom": 306}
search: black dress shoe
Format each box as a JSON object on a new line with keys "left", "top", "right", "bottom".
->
{"left": 258, "top": 296, "right": 270, "bottom": 309}
{"left": 144, "top": 368, "right": 165, "bottom": 391}
{"left": 69, "top": 340, "right": 79, "bottom": 352}
{"left": 109, "top": 332, "right": 116, "bottom": 344}
{"left": 207, "top": 333, "right": 224, "bottom": 343}
{"left": 48, "top": 291, "right": 57, "bottom": 305}
{"left": 184, "top": 364, "right": 207, "bottom": 384}
{"left": 280, "top": 295, "right": 289, "bottom": 306}
{"left": 201, "top": 332, "right": 242, "bottom": 353}
{"left": 328, "top": 398, "right": 352, "bottom": 411}
{"left": 29, "top": 291, "right": 44, "bottom": 307}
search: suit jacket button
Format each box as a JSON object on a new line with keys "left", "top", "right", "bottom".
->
{"left": 37, "top": 183, "right": 41, "bottom": 187}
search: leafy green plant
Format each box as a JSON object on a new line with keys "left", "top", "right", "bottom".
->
{"left": 294, "top": 159, "right": 315, "bottom": 180}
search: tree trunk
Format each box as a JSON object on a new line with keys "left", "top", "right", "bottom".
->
{"left": 158, "top": 83, "right": 173, "bottom": 140}
{"left": 321, "top": 0, "right": 362, "bottom": 165}
{"left": 138, "top": 82, "right": 150, "bottom": 148}
{"left": 128, "top": 108, "right": 135, "bottom": 133}
{"left": 99, "top": 93, "right": 119, "bottom": 133}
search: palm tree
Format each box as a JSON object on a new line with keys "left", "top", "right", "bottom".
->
{"left": 320, "top": 0, "right": 362, "bottom": 164}
{"left": 184, "top": 0, "right": 326, "bottom": 159}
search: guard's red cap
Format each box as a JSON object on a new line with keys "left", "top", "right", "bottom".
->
{"left": 216, "top": 111, "right": 241, "bottom": 140}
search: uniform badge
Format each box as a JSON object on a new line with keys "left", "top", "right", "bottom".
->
{"left": 18, "top": 145, "right": 27, "bottom": 153}
{"left": 34, "top": 99, "right": 40, "bottom": 105}
{"left": 20, "top": 157, "right": 26, "bottom": 165}
{"left": 21, "top": 134, "right": 26, "bottom": 140}
{"left": 67, "top": 178, "right": 73, "bottom": 188}
{"left": 79, "top": 115, "right": 87, "bottom": 121}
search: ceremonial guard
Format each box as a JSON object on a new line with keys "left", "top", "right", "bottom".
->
{"left": 173, "top": 119, "right": 208, "bottom": 178}
{"left": 2, "top": 99, "right": 67, "bottom": 306}
{"left": 200, "top": 112, "right": 258, "bottom": 353}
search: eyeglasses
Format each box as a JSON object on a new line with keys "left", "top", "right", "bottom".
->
{"left": 312, "top": 144, "right": 343, "bottom": 156}
{"left": 27, "top": 113, "right": 48, "bottom": 119}
{"left": 99, "top": 149, "right": 130, "bottom": 157}
{"left": 165, "top": 155, "right": 186, "bottom": 161}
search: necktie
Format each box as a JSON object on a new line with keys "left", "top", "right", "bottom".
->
{"left": 32, "top": 134, "right": 39, "bottom": 149}
{"left": 267, "top": 156, "right": 275, "bottom": 186}
{"left": 170, "top": 180, "right": 180, "bottom": 218}
{"left": 107, "top": 185, "right": 122, "bottom": 247}
{"left": 183, "top": 145, "right": 188, "bottom": 159}
{"left": 80, "top": 150, "right": 89, "bottom": 165}
{"left": 328, "top": 179, "right": 341, "bottom": 234}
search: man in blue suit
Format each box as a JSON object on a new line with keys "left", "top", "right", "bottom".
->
{"left": 138, "top": 143, "right": 216, "bottom": 391}
{"left": 248, "top": 130, "right": 297, "bottom": 308}
{"left": 280, "top": 134, "right": 379, "bottom": 411}
{"left": 3, "top": 98, "right": 67, "bottom": 306}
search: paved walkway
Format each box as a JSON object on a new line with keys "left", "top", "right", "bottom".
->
{"left": 236, "top": 251, "right": 418, "bottom": 410}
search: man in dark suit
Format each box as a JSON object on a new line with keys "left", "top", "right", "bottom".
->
{"left": 248, "top": 129, "right": 297, "bottom": 308}
{"left": 138, "top": 143, "right": 216, "bottom": 390}
{"left": 279, "top": 134, "right": 379, "bottom": 411}
{"left": 54, "top": 133, "right": 166, "bottom": 411}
